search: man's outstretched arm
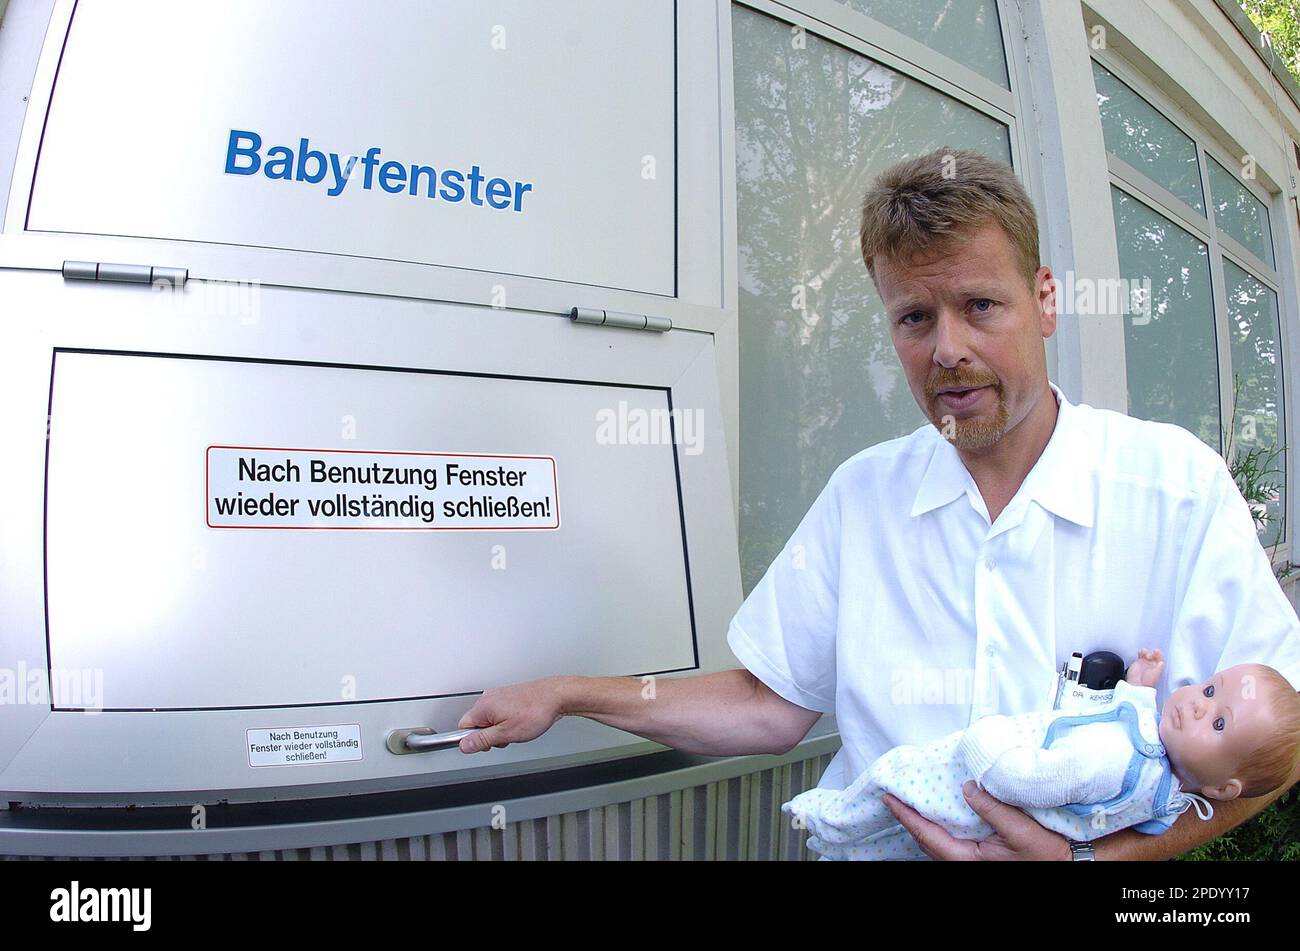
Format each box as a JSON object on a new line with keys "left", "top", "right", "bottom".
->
{"left": 456, "top": 668, "right": 823, "bottom": 757}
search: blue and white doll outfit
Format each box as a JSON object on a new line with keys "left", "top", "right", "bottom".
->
{"left": 784, "top": 680, "right": 1216, "bottom": 860}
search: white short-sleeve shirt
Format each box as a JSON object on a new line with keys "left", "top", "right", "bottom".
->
{"left": 727, "top": 381, "right": 1300, "bottom": 792}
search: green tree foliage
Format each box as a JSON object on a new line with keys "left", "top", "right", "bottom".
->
{"left": 1182, "top": 787, "right": 1300, "bottom": 860}
{"left": 1239, "top": 1, "right": 1300, "bottom": 85}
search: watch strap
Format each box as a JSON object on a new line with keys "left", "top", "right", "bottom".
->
{"left": 1068, "top": 839, "right": 1096, "bottom": 861}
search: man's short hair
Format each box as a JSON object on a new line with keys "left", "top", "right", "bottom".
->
{"left": 858, "top": 147, "right": 1041, "bottom": 290}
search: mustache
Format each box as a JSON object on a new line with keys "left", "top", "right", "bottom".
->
{"left": 924, "top": 369, "right": 1000, "bottom": 399}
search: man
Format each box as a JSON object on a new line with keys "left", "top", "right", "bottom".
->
{"left": 456, "top": 147, "right": 1300, "bottom": 860}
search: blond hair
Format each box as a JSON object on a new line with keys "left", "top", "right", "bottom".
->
{"left": 1238, "top": 667, "right": 1300, "bottom": 799}
{"left": 859, "top": 147, "right": 1041, "bottom": 289}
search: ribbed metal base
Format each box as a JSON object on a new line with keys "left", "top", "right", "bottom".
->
{"left": 2, "top": 748, "right": 835, "bottom": 861}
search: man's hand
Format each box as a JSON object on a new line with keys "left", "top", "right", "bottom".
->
{"left": 882, "top": 781, "right": 1072, "bottom": 860}
{"left": 1126, "top": 648, "right": 1164, "bottom": 688}
{"left": 456, "top": 676, "right": 568, "bottom": 753}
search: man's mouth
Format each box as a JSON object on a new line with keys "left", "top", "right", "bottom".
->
{"left": 935, "top": 385, "right": 991, "bottom": 409}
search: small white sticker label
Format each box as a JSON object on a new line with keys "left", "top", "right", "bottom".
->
{"left": 247, "top": 724, "right": 363, "bottom": 767}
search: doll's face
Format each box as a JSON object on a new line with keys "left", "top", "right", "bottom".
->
{"left": 1158, "top": 664, "right": 1277, "bottom": 800}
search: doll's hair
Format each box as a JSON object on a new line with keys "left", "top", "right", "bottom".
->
{"left": 1237, "top": 667, "right": 1300, "bottom": 799}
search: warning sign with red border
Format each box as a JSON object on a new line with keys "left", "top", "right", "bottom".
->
{"left": 207, "top": 445, "right": 560, "bottom": 531}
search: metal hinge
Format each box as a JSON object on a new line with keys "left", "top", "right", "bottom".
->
{"left": 63, "top": 260, "right": 188, "bottom": 288}
{"left": 569, "top": 306, "right": 670, "bottom": 333}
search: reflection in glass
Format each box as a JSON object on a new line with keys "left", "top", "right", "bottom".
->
{"left": 1223, "top": 258, "right": 1286, "bottom": 546}
{"left": 1093, "top": 61, "right": 1205, "bottom": 215}
{"left": 835, "top": 0, "right": 1009, "bottom": 88}
{"left": 733, "top": 5, "right": 1011, "bottom": 592}
{"left": 1208, "top": 156, "right": 1275, "bottom": 268}
{"left": 1110, "top": 187, "right": 1220, "bottom": 451}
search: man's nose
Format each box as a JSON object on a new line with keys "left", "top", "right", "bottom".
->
{"left": 931, "top": 309, "right": 970, "bottom": 369}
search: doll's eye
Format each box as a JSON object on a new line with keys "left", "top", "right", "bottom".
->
{"left": 1213, "top": 717, "right": 1225, "bottom": 732}
{"left": 1203, "top": 685, "right": 1215, "bottom": 698}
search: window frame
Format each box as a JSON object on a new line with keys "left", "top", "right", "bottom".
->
{"left": 725, "top": 0, "right": 1030, "bottom": 559}
{"left": 1091, "top": 45, "right": 1294, "bottom": 558}
{"left": 769, "top": 0, "right": 1017, "bottom": 98}
{"left": 730, "top": 0, "right": 1025, "bottom": 154}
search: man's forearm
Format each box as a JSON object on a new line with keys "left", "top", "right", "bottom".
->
{"left": 556, "top": 669, "right": 801, "bottom": 757}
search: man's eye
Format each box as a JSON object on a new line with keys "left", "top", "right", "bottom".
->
{"left": 972, "top": 299, "right": 995, "bottom": 313}
{"left": 1213, "top": 717, "right": 1225, "bottom": 732}
{"left": 899, "top": 312, "right": 926, "bottom": 325}
{"left": 1204, "top": 685, "right": 1215, "bottom": 698}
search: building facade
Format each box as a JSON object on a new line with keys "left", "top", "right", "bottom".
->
{"left": 0, "top": 0, "right": 1296, "bottom": 859}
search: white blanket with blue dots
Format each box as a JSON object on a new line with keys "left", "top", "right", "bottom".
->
{"left": 783, "top": 681, "right": 1186, "bottom": 860}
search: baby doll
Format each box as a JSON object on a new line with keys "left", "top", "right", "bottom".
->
{"left": 783, "top": 649, "right": 1300, "bottom": 860}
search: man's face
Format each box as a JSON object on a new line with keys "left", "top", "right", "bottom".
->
{"left": 876, "top": 220, "right": 1056, "bottom": 452}
{"left": 1158, "top": 664, "right": 1278, "bottom": 799}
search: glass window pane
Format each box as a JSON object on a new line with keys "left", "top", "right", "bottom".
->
{"left": 733, "top": 5, "right": 1012, "bottom": 592}
{"left": 1110, "top": 187, "right": 1220, "bottom": 450}
{"left": 1208, "top": 156, "right": 1275, "bottom": 268}
{"left": 834, "top": 0, "right": 1009, "bottom": 88}
{"left": 1223, "top": 258, "right": 1286, "bottom": 546}
{"left": 1093, "top": 61, "right": 1205, "bottom": 214}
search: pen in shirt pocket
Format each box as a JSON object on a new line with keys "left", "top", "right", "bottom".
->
{"left": 1053, "top": 652, "right": 1084, "bottom": 710}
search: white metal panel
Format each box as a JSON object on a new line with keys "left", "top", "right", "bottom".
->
{"left": 0, "top": 269, "right": 743, "bottom": 801}
{"left": 25, "top": 0, "right": 676, "bottom": 296}
{"left": 3, "top": 1, "right": 731, "bottom": 331}
{"left": 45, "top": 351, "right": 697, "bottom": 711}
{"left": 0, "top": 0, "right": 56, "bottom": 229}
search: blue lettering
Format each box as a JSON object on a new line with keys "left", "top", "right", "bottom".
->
{"left": 361, "top": 147, "right": 382, "bottom": 190}
{"left": 264, "top": 146, "right": 293, "bottom": 180}
{"left": 379, "top": 160, "right": 407, "bottom": 193}
{"left": 221, "top": 131, "right": 532, "bottom": 212}
{"left": 326, "top": 153, "right": 358, "bottom": 197}
{"left": 439, "top": 169, "right": 465, "bottom": 203}
{"left": 513, "top": 181, "right": 533, "bottom": 212}
{"left": 295, "top": 138, "right": 327, "bottom": 184}
{"left": 409, "top": 165, "right": 437, "bottom": 198}
{"left": 467, "top": 165, "right": 485, "bottom": 206}
{"left": 224, "top": 129, "right": 261, "bottom": 175}
{"left": 485, "top": 177, "right": 512, "bottom": 209}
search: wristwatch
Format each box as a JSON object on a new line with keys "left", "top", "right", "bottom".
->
{"left": 1068, "top": 839, "right": 1096, "bottom": 861}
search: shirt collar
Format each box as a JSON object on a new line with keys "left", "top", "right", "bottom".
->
{"left": 909, "top": 380, "right": 1096, "bottom": 528}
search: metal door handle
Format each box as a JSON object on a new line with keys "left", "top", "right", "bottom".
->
{"left": 385, "top": 727, "right": 476, "bottom": 755}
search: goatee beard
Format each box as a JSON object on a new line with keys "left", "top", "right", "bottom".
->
{"left": 927, "top": 387, "right": 1009, "bottom": 450}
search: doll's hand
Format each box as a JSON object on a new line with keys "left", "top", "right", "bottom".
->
{"left": 1126, "top": 648, "right": 1164, "bottom": 688}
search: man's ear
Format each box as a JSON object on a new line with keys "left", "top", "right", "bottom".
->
{"left": 1201, "top": 777, "right": 1243, "bottom": 802}
{"left": 1035, "top": 266, "right": 1057, "bottom": 338}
